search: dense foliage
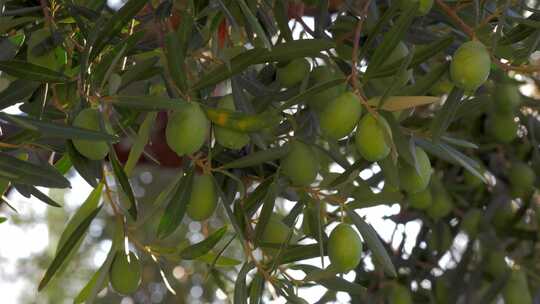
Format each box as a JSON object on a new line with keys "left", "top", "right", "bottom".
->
{"left": 0, "top": 0, "right": 540, "bottom": 303}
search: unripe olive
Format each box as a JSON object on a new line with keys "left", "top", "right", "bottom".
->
{"left": 72, "top": 108, "right": 110, "bottom": 160}
{"left": 407, "top": 187, "right": 432, "bottom": 209}
{"left": 389, "top": 283, "right": 412, "bottom": 304}
{"left": 166, "top": 103, "right": 209, "bottom": 156}
{"left": 463, "top": 169, "right": 483, "bottom": 188}
{"left": 355, "top": 114, "right": 392, "bottom": 161}
{"left": 277, "top": 58, "right": 310, "bottom": 88}
{"left": 261, "top": 215, "right": 290, "bottom": 244}
{"left": 187, "top": 173, "right": 218, "bottom": 221}
{"left": 493, "top": 83, "right": 521, "bottom": 114}
{"left": 319, "top": 92, "right": 363, "bottom": 140}
{"left": 487, "top": 113, "right": 518, "bottom": 143}
{"left": 214, "top": 96, "right": 250, "bottom": 150}
{"left": 484, "top": 251, "right": 508, "bottom": 278}
{"left": 281, "top": 141, "right": 319, "bottom": 186}
{"left": 328, "top": 224, "right": 362, "bottom": 273}
{"left": 503, "top": 269, "right": 532, "bottom": 304}
{"left": 450, "top": 41, "right": 491, "bottom": 91}
{"left": 109, "top": 251, "right": 142, "bottom": 295}
{"left": 370, "top": 42, "right": 412, "bottom": 92}
{"left": 309, "top": 66, "right": 346, "bottom": 111}
{"left": 426, "top": 185, "right": 454, "bottom": 220}
{"left": 399, "top": 147, "right": 432, "bottom": 193}
{"left": 460, "top": 208, "right": 482, "bottom": 237}
{"left": 399, "top": 0, "right": 434, "bottom": 15}
{"left": 427, "top": 224, "right": 452, "bottom": 253}
{"left": 508, "top": 161, "right": 536, "bottom": 199}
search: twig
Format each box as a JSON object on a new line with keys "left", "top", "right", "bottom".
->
{"left": 435, "top": 0, "right": 476, "bottom": 38}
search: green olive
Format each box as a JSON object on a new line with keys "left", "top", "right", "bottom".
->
{"left": 493, "top": 83, "right": 521, "bottom": 114}
{"left": 503, "top": 269, "right": 532, "bottom": 304}
{"left": 487, "top": 113, "right": 518, "bottom": 143}
{"left": 72, "top": 108, "right": 110, "bottom": 160}
{"left": 277, "top": 58, "right": 311, "bottom": 88}
{"left": 308, "top": 66, "right": 346, "bottom": 112}
{"left": 408, "top": 187, "right": 432, "bottom": 210}
{"left": 187, "top": 173, "right": 218, "bottom": 221}
{"left": 426, "top": 184, "right": 454, "bottom": 220}
{"left": 319, "top": 92, "right": 363, "bottom": 140}
{"left": 261, "top": 215, "right": 290, "bottom": 244}
{"left": 509, "top": 161, "right": 536, "bottom": 198}
{"left": 463, "top": 169, "right": 483, "bottom": 188}
{"left": 460, "top": 208, "right": 482, "bottom": 237}
{"left": 109, "top": 251, "right": 142, "bottom": 295}
{"left": 389, "top": 283, "right": 413, "bottom": 304}
{"left": 370, "top": 42, "right": 412, "bottom": 92}
{"left": 166, "top": 103, "right": 209, "bottom": 156}
{"left": 399, "top": 147, "right": 432, "bottom": 193}
{"left": 355, "top": 114, "right": 392, "bottom": 161}
{"left": 450, "top": 41, "right": 491, "bottom": 91}
{"left": 427, "top": 224, "right": 453, "bottom": 253}
{"left": 281, "top": 141, "right": 319, "bottom": 186}
{"left": 214, "top": 95, "right": 250, "bottom": 150}
{"left": 328, "top": 223, "right": 362, "bottom": 273}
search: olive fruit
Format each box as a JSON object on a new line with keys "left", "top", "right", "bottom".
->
{"left": 389, "top": 283, "right": 413, "bottom": 304}
{"left": 214, "top": 96, "right": 250, "bottom": 149}
{"left": 309, "top": 66, "right": 346, "bottom": 111}
{"left": 109, "top": 251, "right": 142, "bottom": 295}
{"left": 494, "top": 83, "right": 521, "bottom": 114}
{"left": 450, "top": 41, "right": 491, "bottom": 91}
{"left": 187, "top": 173, "right": 218, "bottom": 221}
{"left": 487, "top": 113, "right": 518, "bottom": 143}
{"left": 319, "top": 92, "right": 363, "bottom": 140}
{"left": 503, "top": 269, "right": 532, "bottom": 304}
{"left": 398, "top": 147, "right": 432, "bottom": 193}
{"left": 72, "top": 108, "right": 110, "bottom": 160}
{"left": 261, "top": 215, "right": 290, "bottom": 244}
{"left": 166, "top": 103, "right": 209, "bottom": 156}
{"left": 508, "top": 161, "right": 536, "bottom": 198}
{"left": 426, "top": 182, "right": 454, "bottom": 220}
{"left": 484, "top": 251, "right": 508, "bottom": 278}
{"left": 460, "top": 208, "right": 482, "bottom": 237}
{"left": 355, "top": 114, "right": 391, "bottom": 161}
{"left": 328, "top": 223, "right": 362, "bottom": 273}
{"left": 407, "top": 187, "right": 432, "bottom": 209}
{"left": 427, "top": 223, "right": 453, "bottom": 253}
{"left": 370, "top": 42, "right": 412, "bottom": 92}
{"left": 277, "top": 58, "right": 310, "bottom": 88}
{"left": 463, "top": 169, "right": 483, "bottom": 188}
{"left": 281, "top": 141, "right": 319, "bottom": 186}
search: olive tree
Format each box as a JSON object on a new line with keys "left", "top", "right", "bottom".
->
{"left": 0, "top": 0, "right": 539, "bottom": 303}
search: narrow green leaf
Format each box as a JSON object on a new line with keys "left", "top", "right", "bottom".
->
{"left": 0, "top": 152, "right": 70, "bottom": 188}
{"left": 164, "top": 31, "right": 188, "bottom": 92}
{"left": 430, "top": 86, "right": 465, "bottom": 141}
{"left": 235, "top": 262, "right": 254, "bottom": 304}
{"left": 54, "top": 154, "right": 72, "bottom": 175}
{"left": 236, "top": 0, "right": 271, "bottom": 49}
{"left": 124, "top": 112, "right": 156, "bottom": 176}
{"left": 0, "top": 217, "right": 7, "bottom": 224}
{"left": 365, "top": 5, "right": 418, "bottom": 74}
{"left": 277, "top": 244, "right": 322, "bottom": 265}
{"left": 0, "top": 16, "right": 36, "bottom": 34}
{"left": 367, "top": 36, "right": 454, "bottom": 79}
{"left": 38, "top": 205, "right": 102, "bottom": 291}
{"left": 280, "top": 78, "right": 347, "bottom": 110}
{"left": 293, "top": 264, "right": 367, "bottom": 296}
{"left": 500, "top": 13, "right": 540, "bottom": 45}
{"left": 103, "top": 95, "right": 188, "bottom": 111}
{"left": 249, "top": 272, "right": 265, "bottom": 304}
{"left": 0, "top": 60, "right": 69, "bottom": 82}
{"left": 400, "top": 62, "right": 450, "bottom": 96}
{"left": 15, "top": 184, "right": 62, "bottom": 207}
{"left": 90, "top": 0, "right": 148, "bottom": 60}
{"left": 221, "top": 145, "right": 289, "bottom": 169}
{"left": 0, "top": 113, "right": 117, "bottom": 141}
{"left": 205, "top": 107, "right": 281, "bottom": 132}
{"left": 118, "top": 57, "right": 160, "bottom": 90}
{"left": 157, "top": 169, "right": 194, "bottom": 239}
{"left": 66, "top": 140, "right": 102, "bottom": 188}
{"left": 179, "top": 226, "right": 227, "bottom": 259}
{"left": 195, "top": 252, "right": 241, "bottom": 267}
{"left": 0, "top": 79, "right": 40, "bottom": 110}
{"left": 254, "top": 179, "right": 277, "bottom": 242}
{"left": 263, "top": 39, "right": 335, "bottom": 62}
{"left": 344, "top": 206, "right": 397, "bottom": 277}
{"left": 109, "top": 149, "right": 137, "bottom": 220}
